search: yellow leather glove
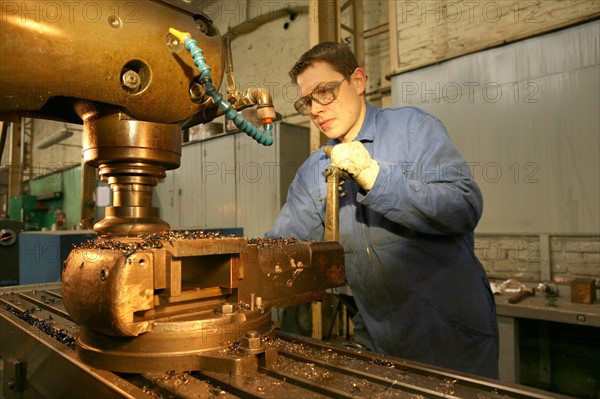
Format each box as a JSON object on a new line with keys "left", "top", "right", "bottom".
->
{"left": 330, "top": 142, "right": 380, "bottom": 191}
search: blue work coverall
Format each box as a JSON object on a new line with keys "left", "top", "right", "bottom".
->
{"left": 267, "top": 103, "right": 499, "bottom": 378}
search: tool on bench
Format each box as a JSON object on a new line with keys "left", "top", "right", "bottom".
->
{"left": 508, "top": 285, "right": 536, "bottom": 304}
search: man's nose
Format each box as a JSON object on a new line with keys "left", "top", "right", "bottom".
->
{"left": 310, "top": 101, "right": 325, "bottom": 116}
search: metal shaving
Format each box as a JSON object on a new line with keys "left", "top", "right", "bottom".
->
{"left": 153, "top": 370, "right": 192, "bottom": 387}
{"left": 74, "top": 232, "right": 302, "bottom": 257}
{"left": 1, "top": 300, "right": 76, "bottom": 349}
{"left": 248, "top": 237, "right": 298, "bottom": 248}
{"left": 76, "top": 230, "right": 234, "bottom": 257}
{"left": 219, "top": 340, "right": 240, "bottom": 355}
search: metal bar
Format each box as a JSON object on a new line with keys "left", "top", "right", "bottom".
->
{"left": 0, "top": 309, "right": 153, "bottom": 398}
{"left": 17, "top": 292, "right": 73, "bottom": 321}
{"left": 314, "top": 0, "right": 340, "bottom": 43}
{"left": 277, "top": 331, "right": 439, "bottom": 374}
{"left": 195, "top": 371, "right": 280, "bottom": 399}
{"left": 19, "top": 118, "right": 25, "bottom": 192}
{"left": 364, "top": 30, "right": 389, "bottom": 40}
{"left": 340, "top": 23, "right": 353, "bottom": 34}
{"left": 324, "top": 165, "right": 340, "bottom": 242}
{"left": 363, "top": 23, "right": 388, "bottom": 34}
{"left": 8, "top": 120, "right": 22, "bottom": 200}
{"left": 276, "top": 350, "right": 461, "bottom": 398}
{"left": 323, "top": 145, "right": 346, "bottom": 243}
{"left": 80, "top": 163, "right": 97, "bottom": 228}
{"left": 224, "top": 35, "right": 236, "bottom": 95}
{"left": 0, "top": 121, "right": 8, "bottom": 164}
{"left": 43, "top": 289, "right": 64, "bottom": 299}
{"left": 128, "top": 373, "right": 212, "bottom": 399}
{"left": 258, "top": 366, "right": 356, "bottom": 399}
{"left": 141, "top": 372, "right": 240, "bottom": 399}
{"left": 340, "top": 0, "right": 352, "bottom": 13}
{"left": 352, "top": 0, "right": 364, "bottom": 67}
{"left": 0, "top": 296, "right": 27, "bottom": 313}
{"left": 311, "top": 300, "right": 323, "bottom": 340}
{"left": 388, "top": 1, "right": 400, "bottom": 74}
{"left": 23, "top": 118, "right": 34, "bottom": 182}
{"left": 275, "top": 332, "right": 567, "bottom": 399}
{"left": 1, "top": 296, "right": 77, "bottom": 350}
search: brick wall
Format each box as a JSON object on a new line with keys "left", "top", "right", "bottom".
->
{"left": 227, "top": 4, "right": 309, "bottom": 126}
{"left": 475, "top": 234, "right": 600, "bottom": 284}
{"left": 551, "top": 236, "right": 600, "bottom": 281}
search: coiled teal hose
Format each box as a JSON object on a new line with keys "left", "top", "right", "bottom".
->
{"left": 170, "top": 28, "right": 273, "bottom": 146}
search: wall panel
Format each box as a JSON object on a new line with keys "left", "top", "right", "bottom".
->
{"left": 391, "top": 21, "right": 600, "bottom": 233}
{"left": 390, "top": 0, "right": 600, "bottom": 74}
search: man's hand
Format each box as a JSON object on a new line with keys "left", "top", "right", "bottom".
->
{"left": 330, "top": 142, "right": 380, "bottom": 191}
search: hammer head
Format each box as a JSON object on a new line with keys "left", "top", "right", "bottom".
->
{"left": 508, "top": 286, "right": 535, "bottom": 304}
{"left": 522, "top": 286, "right": 535, "bottom": 295}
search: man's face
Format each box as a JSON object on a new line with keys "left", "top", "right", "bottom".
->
{"left": 295, "top": 61, "right": 367, "bottom": 143}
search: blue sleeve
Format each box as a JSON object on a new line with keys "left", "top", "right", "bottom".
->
{"left": 359, "top": 111, "right": 483, "bottom": 235}
{"left": 265, "top": 158, "right": 326, "bottom": 241}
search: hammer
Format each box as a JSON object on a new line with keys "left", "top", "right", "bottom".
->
{"left": 508, "top": 286, "right": 535, "bottom": 304}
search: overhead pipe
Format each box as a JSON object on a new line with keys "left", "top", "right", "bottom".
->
{"left": 224, "top": 5, "right": 309, "bottom": 41}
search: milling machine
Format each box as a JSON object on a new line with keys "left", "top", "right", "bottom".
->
{"left": 1, "top": 0, "right": 345, "bottom": 373}
{"left": 0, "top": 1, "right": 572, "bottom": 398}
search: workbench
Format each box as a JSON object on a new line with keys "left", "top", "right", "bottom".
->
{"left": 495, "top": 283, "right": 600, "bottom": 387}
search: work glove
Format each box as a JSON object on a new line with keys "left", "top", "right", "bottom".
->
{"left": 330, "top": 142, "right": 380, "bottom": 191}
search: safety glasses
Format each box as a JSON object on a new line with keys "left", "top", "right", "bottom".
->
{"left": 294, "top": 73, "right": 352, "bottom": 116}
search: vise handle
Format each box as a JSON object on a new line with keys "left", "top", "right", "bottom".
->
{"left": 323, "top": 146, "right": 348, "bottom": 242}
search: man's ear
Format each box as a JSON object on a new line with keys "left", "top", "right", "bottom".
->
{"left": 351, "top": 67, "right": 368, "bottom": 96}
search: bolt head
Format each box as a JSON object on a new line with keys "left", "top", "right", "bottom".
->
{"left": 241, "top": 335, "right": 261, "bottom": 349}
{"left": 122, "top": 70, "right": 141, "bottom": 90}
{"left": 189, "top": 82, "right": 206, "bottom": 101}
{"left": 220, "top": 303, "right": 234, "bottom": 314}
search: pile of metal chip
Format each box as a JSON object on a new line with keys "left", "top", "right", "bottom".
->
{"left": 248, "top": 237, "right": 299, "bottom": 248}
{"left": 76, "top": 230, "right": 233, "bottom": 256}
{"left": 0, "top": 296, "right": 76, "bottom": 349}
{"left": 76, "top": 233, "right": 301, "bottom": 256}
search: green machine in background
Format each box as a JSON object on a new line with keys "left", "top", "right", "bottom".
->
{"left": 9, "top": 192, "right": 64, "bottom": 231}
{"left": 9, "top": 165, "right": 84, "bottom": 231}
{"left": 5, "top": 169, "right": 92, "bottom": 286}
{"left": 8, "top": 195, "right": 41, "bottom": 230}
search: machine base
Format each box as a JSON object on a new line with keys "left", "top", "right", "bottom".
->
{"left": 75, "top": 310, "right": 273, "bottom": 373}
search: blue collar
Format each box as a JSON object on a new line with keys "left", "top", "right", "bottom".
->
{"left": 326, "top": 102, "right": 378, "bottom": 145}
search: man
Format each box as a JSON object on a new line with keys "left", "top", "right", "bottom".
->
{"left": 266, "top": 42, "right": 499, "bottom": 378}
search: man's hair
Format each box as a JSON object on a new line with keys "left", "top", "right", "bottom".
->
{"left": 289, "top": 41, "right": 359, "bottom": 83}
